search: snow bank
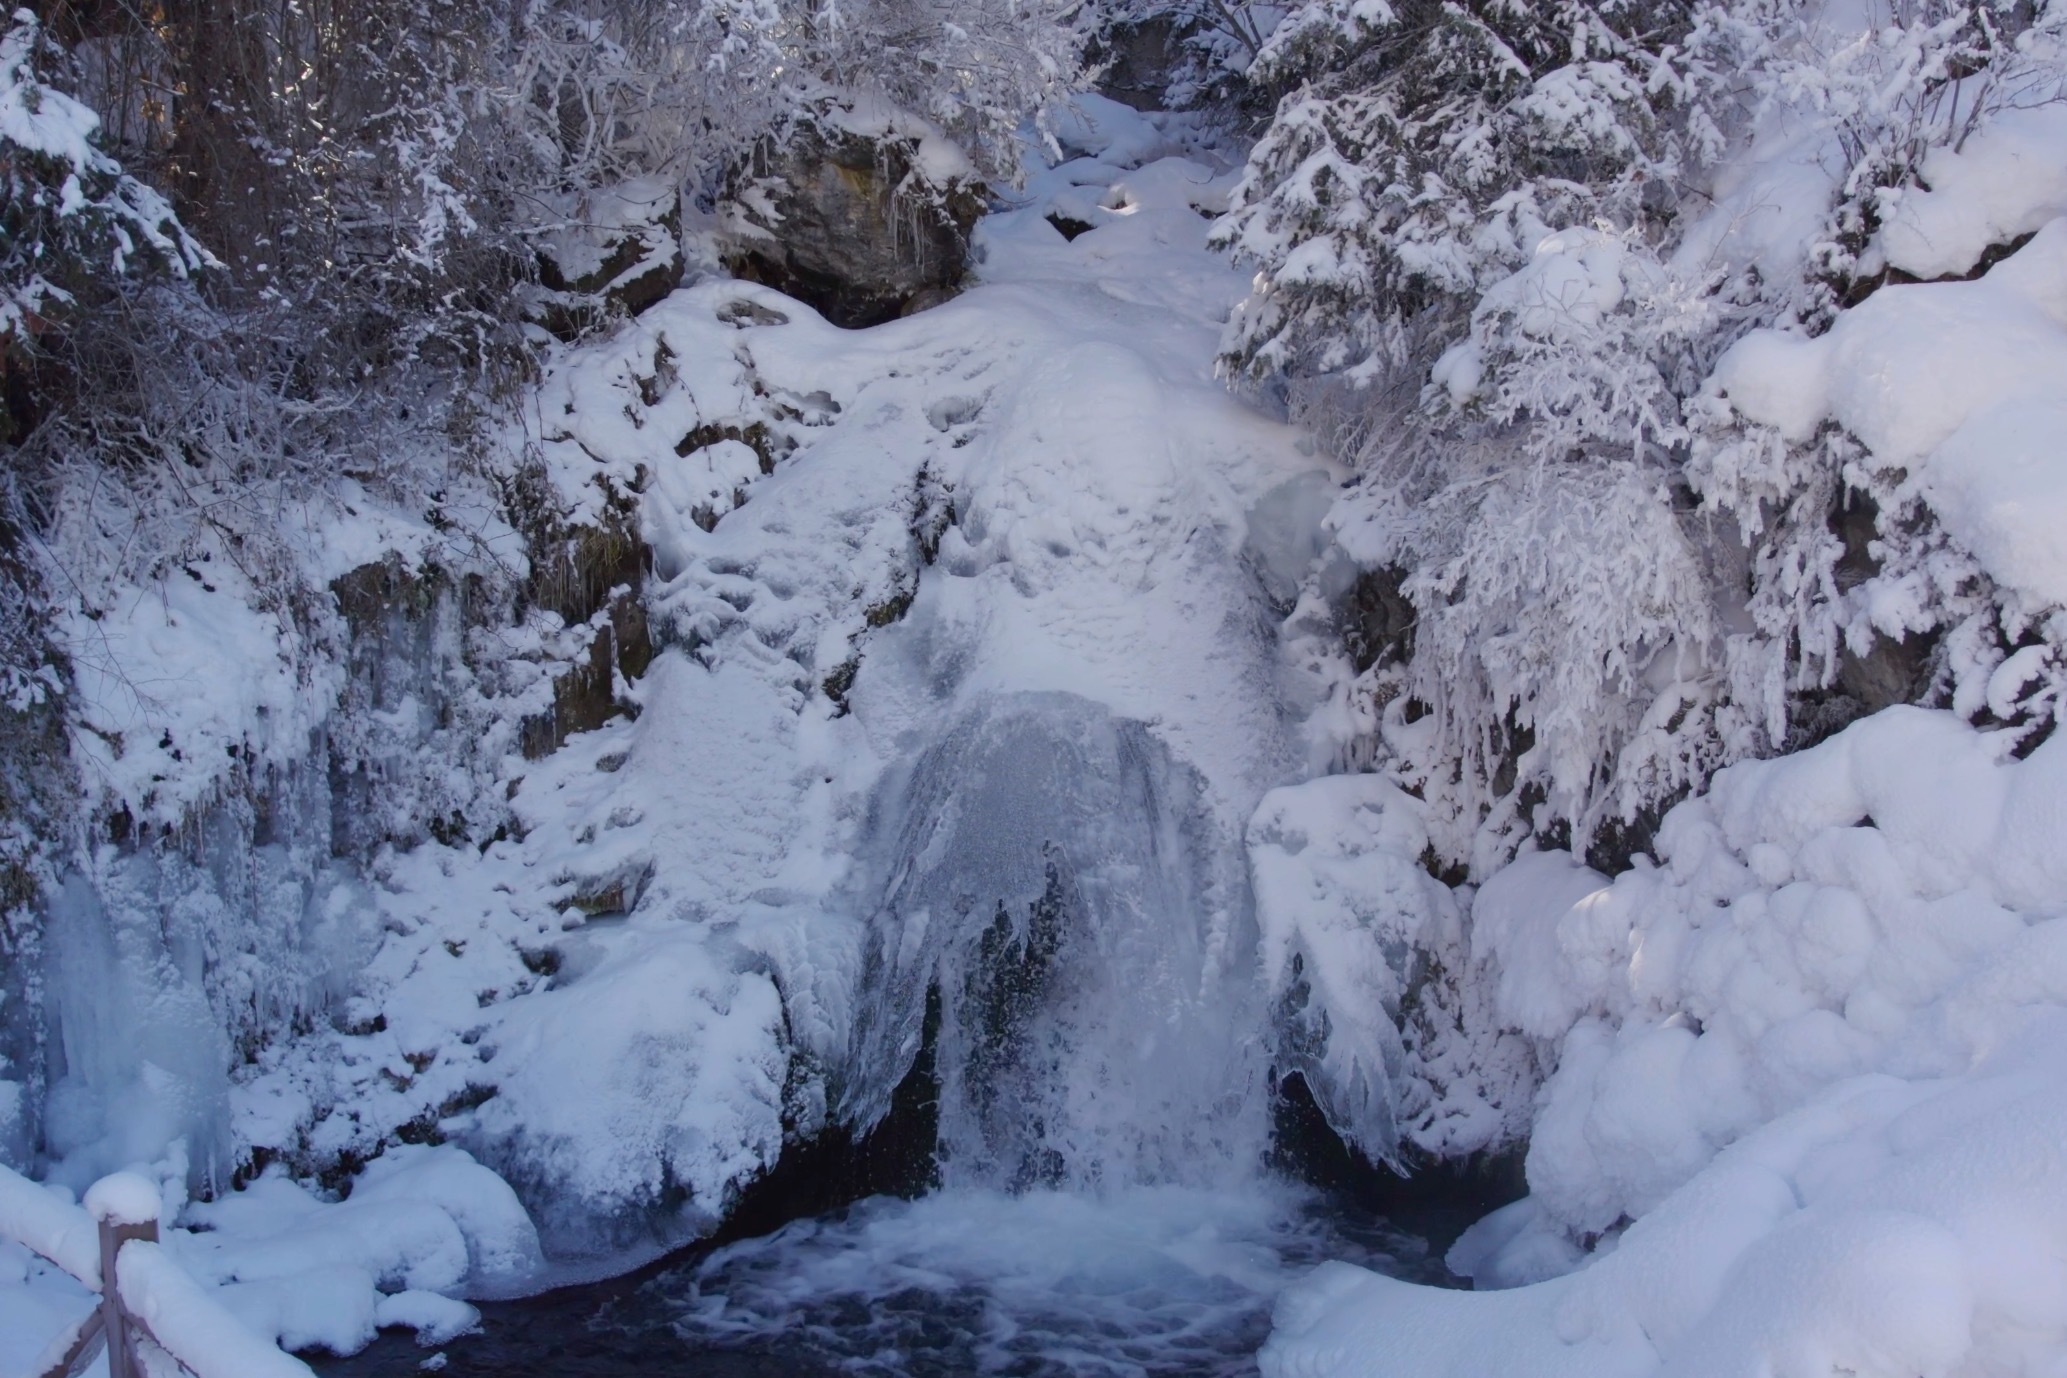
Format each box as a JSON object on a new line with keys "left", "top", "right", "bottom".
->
{"left": 1263, "top": 705, "right": 2067, "bottom": 1377}
{"left": 1876, "top": 104, "right": 2067, "bottom": 281}
{"left": 1712, "top": 204, "right": 2067, "bottom": 611}
{"left": 159, "top": 1147, "right": 528, "bottom": 1355}
{"left": 182, "top": 1147, "right": 536, "bottom": 1293}
{"left": 119, "top": 1238, "right": 316, "bottom": 1378}
{"left": 1266, "top": 1012, "right": 2067, "bottom": 1378}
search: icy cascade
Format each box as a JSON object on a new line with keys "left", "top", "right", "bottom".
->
{"left": 848, "top": 693, "right": 1269, "bottom": 1191}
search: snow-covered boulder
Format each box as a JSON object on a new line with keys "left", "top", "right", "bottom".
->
{"left": 531, "top": 176, "right": 684, "bottom": 335}
{"left": 719, "top": 98, "right": 986, "bottom": 327}
{"left": 1711, "top": 215, "right": 2067, "bottom": 611}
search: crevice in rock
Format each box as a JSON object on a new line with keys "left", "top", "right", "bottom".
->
{"left": 717, "top": 984, "right": 943, "bottom": 1245}
{"left": 1047, "top": 212, "right": 1095, "bottom": 241}
{"left": 1268, "top": 1070, "right": 1525, "bottom": 1274}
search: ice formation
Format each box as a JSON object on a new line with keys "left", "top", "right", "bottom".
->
{"left": 2, "top": 92, "right": 1342, "bottom": 1362}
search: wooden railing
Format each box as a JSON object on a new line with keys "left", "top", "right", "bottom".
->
{"left": 32, "top": 1209, "right": 152, "bottom": 1378}
{"left": 0, "top": 1164, "right": 314, "bottom": 1378}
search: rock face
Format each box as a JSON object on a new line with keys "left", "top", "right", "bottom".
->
{"left": 1092, "top": 17, "right": 1181, "bottom": 111}
{"left": 531, "top": 177, "right": 685, "bottom": 337}
{"left": 720, "top": 112, "right": 985, "bottom": 328}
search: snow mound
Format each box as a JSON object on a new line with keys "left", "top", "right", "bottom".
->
{"left": 1712, "top": 214, "right": 2067, "bottom": 609}
{"left": 471, "top": 924, "right": 787, "bottom": 1234}
{"left": 1875, "top": 105, "right": 2067, "bottom": 281}
{"left": 1265, "top": 1013, "right": 2067, "bottom": 1378}
{"left": 175, "top": 1147, "right": 533, "bottom": 1354}
{"left": 1263, "top": 704, "right": 2067, "bottom": 1378}
{"left": 84, "top": 1170, "right": 161, "bottom": 1226}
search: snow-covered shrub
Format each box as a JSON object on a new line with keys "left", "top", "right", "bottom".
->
{"left": 518, "top": 0, "right": 1080, "bottom": 194}
{"left": 1739, "top": 0, "right": 2067, "bottom": 301}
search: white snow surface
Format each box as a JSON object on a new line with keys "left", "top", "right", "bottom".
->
{"left": 1713, "top": 199, "right": 2067, "bottom": 612}
{"left": 0, "top": 1160, "right": 101, "bottom": 1285}
{"left": 1260, "top": 705, "right": 2067, "bottom": 1378}
{"left": 84, "top": 1170, "right": 161, "bottom": 1226}
{"left": 0, "top": 1147, "right": 521, "bottom": 1368}
{"left": 1875, "top": 104, "right": 2067, "bottom": 281}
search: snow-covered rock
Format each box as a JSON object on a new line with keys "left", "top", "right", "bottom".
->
{"left": 718, "top": 95, "right": 986, "bottom": 327}
{"left": 1713, "top": 195, "right": 2067, "bottom": 613}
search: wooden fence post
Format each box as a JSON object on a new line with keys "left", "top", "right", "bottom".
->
{"left": 97, "top": 1211, "right": 157, "bottom": 1378}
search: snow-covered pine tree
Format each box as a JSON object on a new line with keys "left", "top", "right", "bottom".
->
{"left": 1216, "top": 0, "right": 1717, "bottom": 394}
{"left": 1218, "top": 0, "right": 1735, "bottom": 867}
{"left": 0, "top": 9, "right": 207, "bottom": 439}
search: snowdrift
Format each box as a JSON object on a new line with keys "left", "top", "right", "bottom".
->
{"left": 1262, "top": 707, "right": 2067, "bottom": 1378}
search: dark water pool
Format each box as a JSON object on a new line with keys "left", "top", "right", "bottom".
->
{"left": 314, "top": 1182, "right": 1475, "bottom": 1378}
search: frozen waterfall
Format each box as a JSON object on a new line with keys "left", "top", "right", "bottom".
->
{"left": 845, "top": 692, "right": 1271, "bottom": 1192}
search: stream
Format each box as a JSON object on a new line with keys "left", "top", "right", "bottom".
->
{"left": 315, "top": 1179, "right": 1482, "bottom": 1377}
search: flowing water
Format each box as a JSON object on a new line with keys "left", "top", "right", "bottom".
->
{"left": 317, "top": 1182, "right": 1472, "bottom": 1377}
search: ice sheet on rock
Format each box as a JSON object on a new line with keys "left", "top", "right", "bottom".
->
{"left": 1246, "top": 776, "right": 1459, "bottom": 1164}
{"left": 40, "top": 870, "right": 235, "bottom": 1193}
{"left": 846, "top": 693, "right": 1269, "bottom": 1190}
{"left": 60, "top": 551, "right": 339, "bottom": 828}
